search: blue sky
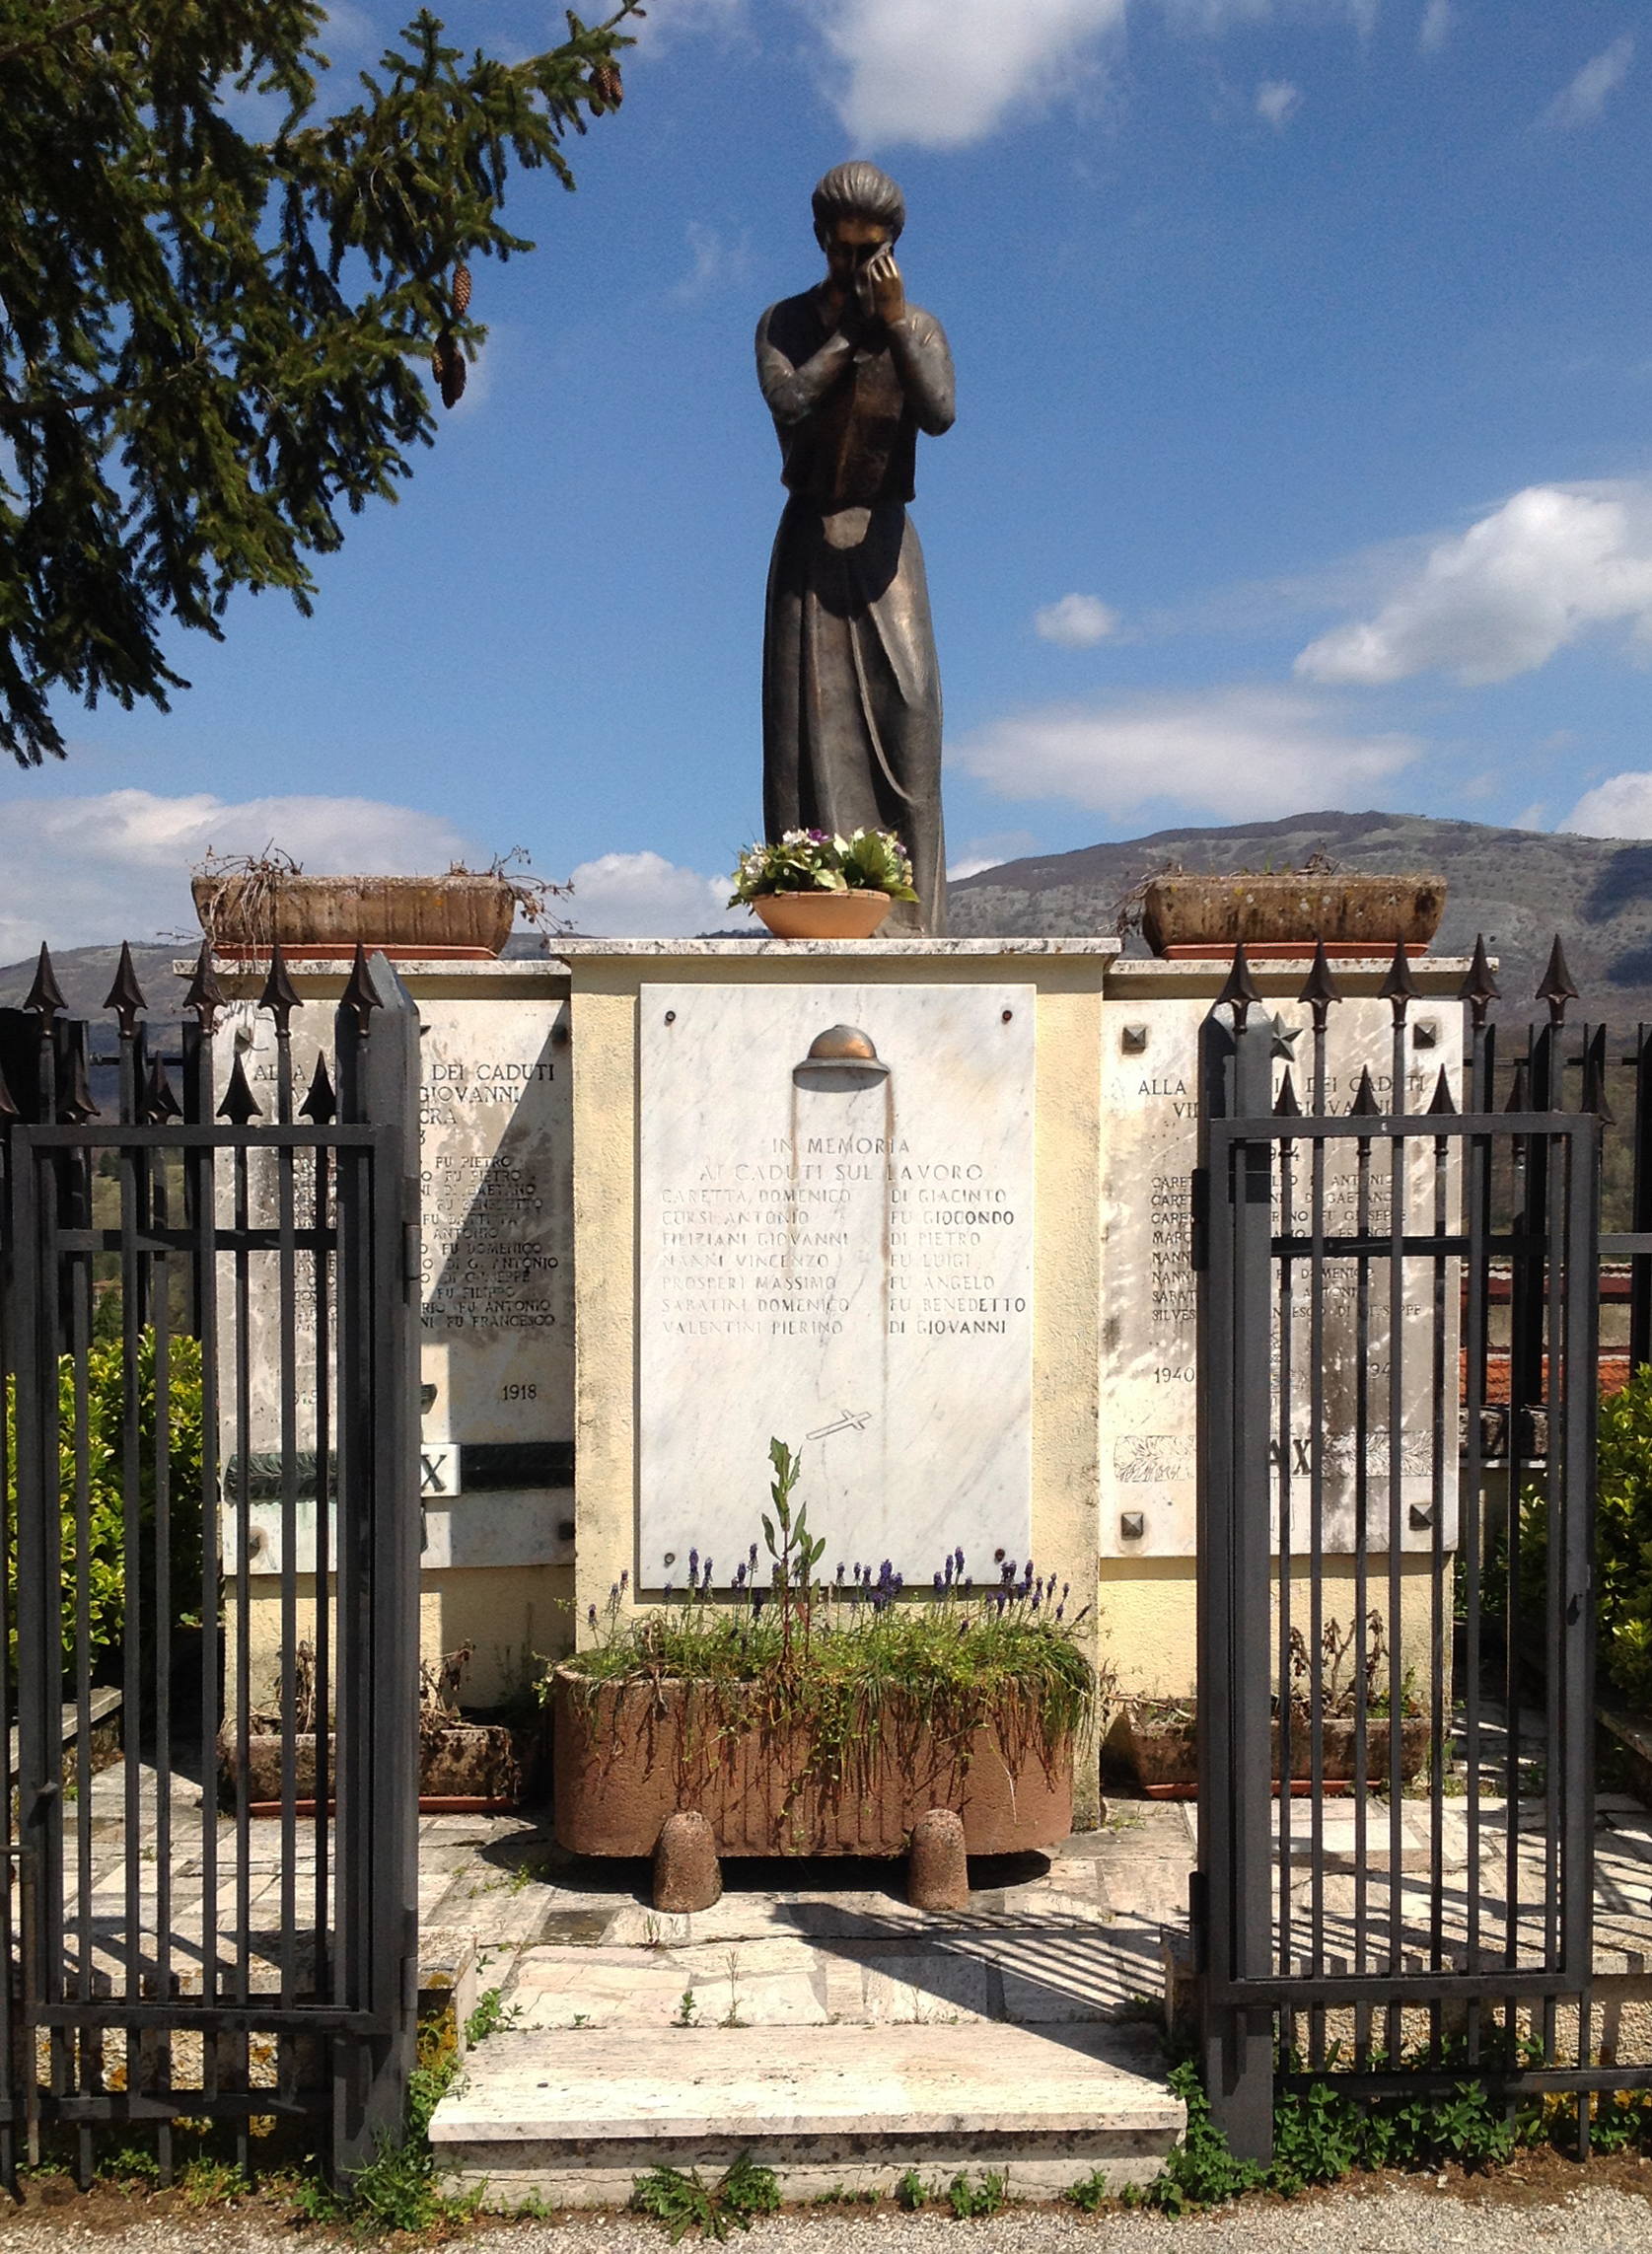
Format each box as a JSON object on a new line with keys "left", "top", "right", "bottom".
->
{"left": 5, "top": 0, "right": 1652, "bottom": 952}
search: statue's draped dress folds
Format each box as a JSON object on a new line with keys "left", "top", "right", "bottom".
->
{"left": 756, "top": 269, "right": 955, "bottom": 936}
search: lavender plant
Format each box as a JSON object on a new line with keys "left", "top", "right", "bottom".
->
{"left": 557, "top": 1439, "right": 1099, "bottom": 1799}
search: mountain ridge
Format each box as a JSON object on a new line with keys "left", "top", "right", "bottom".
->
{"left": 949, "top": 808, "right": 1652, "bottom": 1024}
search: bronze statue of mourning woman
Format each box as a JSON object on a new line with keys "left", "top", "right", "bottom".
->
{"left": 756, "top": 163, "right": 955, "bottom": 937}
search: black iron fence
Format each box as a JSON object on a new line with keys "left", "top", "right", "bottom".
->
{"left": 1192, "top": 934, "right": 1652, "bottom": 2158}
{"left": 0, "top": 942, "right": 421, "bottom": 2186}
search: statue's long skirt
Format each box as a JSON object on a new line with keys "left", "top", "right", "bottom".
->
{"left": 761, "top": 496, "right": 946, "bottom": 936}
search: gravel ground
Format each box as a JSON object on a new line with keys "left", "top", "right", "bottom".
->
{"left": 1, "top": 2178, "right": 1651, "bottom": 2254}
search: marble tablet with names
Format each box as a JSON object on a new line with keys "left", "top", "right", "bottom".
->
{"left": 638, "top": 982, "right": 1035, "bottom": 1586}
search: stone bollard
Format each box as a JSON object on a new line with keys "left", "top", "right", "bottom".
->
{"left": 654, "top": 1810, "right": 722, "bottom": 1913}
{"left": 907, "top": 1806, "right": 970, "bottom": 1912}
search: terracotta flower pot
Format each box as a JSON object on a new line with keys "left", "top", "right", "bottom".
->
{"left": 752, "top": 890, "right": 893, "bottom": 940}
{"left": 1141, "top": 873, "right": 1445, "bottom": 958}
{"left": 191, "top": 871, "right": 516, "bottom": 956}
{"left": 551, "top": 1670, "right": 1073, "bottom": 1857}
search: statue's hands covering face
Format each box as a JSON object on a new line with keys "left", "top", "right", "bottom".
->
{"left": 856, "top": 243, "right": 905, "bottom": 327}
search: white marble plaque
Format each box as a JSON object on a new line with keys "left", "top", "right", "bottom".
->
{"left": 213, "top": 979, "right": 573, "bottom": 1572}
{"left": 639, "top": 982, "right": 1035, "bottom": 1585}
{"left": 1101, "top": 988, "right": 1463, "bottom": 1560}
{"left": 416, "top": 999, "right": 573, "bottom": 1455}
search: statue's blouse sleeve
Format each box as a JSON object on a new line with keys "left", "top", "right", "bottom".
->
{"left": 758, "top": 299, "right": 956, "bottom": 438}
{"left": 755, "top": 302, "right": 853, "bottom": 427}
{"left": 887, "top": 309, "right": 955, "bottom": 437}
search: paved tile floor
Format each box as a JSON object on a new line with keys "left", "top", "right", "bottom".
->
{"left": 44, "top": 1753, "right": 1652, "bottom": 2058}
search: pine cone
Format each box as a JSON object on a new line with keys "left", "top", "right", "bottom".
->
{"left": 431, "top": 328, "right": 467, "bottom": 409}
{"left": 591, "top": 59, "right": 622, "bottom": 109}
{"left": 453, "top": 263, "right": 472, "bottom": 317}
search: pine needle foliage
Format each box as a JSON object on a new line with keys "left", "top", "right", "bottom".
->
{"left": 0, "top": 0, "right": 638, "bottom": 765}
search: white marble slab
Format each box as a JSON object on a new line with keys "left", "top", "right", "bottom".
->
{"left": 416, "top": 997, "right": 573, "bottom": 1450}
{"left": 212, "top": 983, "right": 573, "bottom": 1572}
{"left": 1100, "top": 989, "right": 1464, "bottom": 1559}
{"left": 638, "top": 982, "right": 1035, "bottom": 1585}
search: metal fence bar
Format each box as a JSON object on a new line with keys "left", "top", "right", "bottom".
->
{"left": 1195, "top": 978, "right": 1276, "bottom": 2154}
{"left": 1194, "top": 932, "right": 1613, "bottom": 2151}
{"left": 0, "top": 943, "right": 419, "bottom": 2180}
{"left": 0, "top": 1038, "right": 17, "bottom": 2192}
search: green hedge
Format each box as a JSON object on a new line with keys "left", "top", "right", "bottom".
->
{"left": 1498, "top": 1367, "right": 1652, "bottom": 1712}
{"left": 1596, "top": 1367, "right": 1652, "bottom": 1708}
{"left": 4, "top": 1328, "right": 204, "bottom": 1685}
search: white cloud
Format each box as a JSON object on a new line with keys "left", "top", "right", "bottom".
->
{"left": 1295, "top": 484, "right": 1652, "bottom": 687}
{"left": 947, "top": 830, "right": 1041, "bottom": 881}
{"left": 1034, "top": 592, "right": 1121, "bottom": 647}
{"left": 952, "top": 684, "right": 1419, "bottom": 821}
{"left": 1541, "top": 34, "right": 1633, "bottom": 129}
{"left": 1417, "top": 0, "right": 1451, "bottom": 52}
{"left": 0, "top": 789, "right": 477, "bottom": 960}
{"left": 1563, "top": 772, "right": 1652, "bottom": 839}
{"left": 631, "top": 0, "right": 1384, "bottom": 148}
{"left": 1161, "top": 0, "right": 1375, "bottom": 32}
{"left": 815, "top": 0, "right": 1127, "bottom": 149}
{"left": 564, "top": 850, "right": 737, "bottom": 937}
{"left": 674, "top": 221, "right": 753, "bottom": 303}
{"left": 1255, "top": 78, "right": 1301, "bottom": 126}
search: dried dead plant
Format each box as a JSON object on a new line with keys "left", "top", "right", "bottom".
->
{"left": 191, "top": 844, "right": 304, "bottom": 949}
{"left": 453, "top": 846, "right": 574, "bottom": 934}
{"left": 1288, "top": 1611, "right": 1386, "bottom": 1718}
{"left": 420, "top": 1642, "right": 474, "bottom": 1736}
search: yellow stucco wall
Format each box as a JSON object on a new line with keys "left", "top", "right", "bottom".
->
{"left": 235, "top": 1563, "right": 573, "bottom": 1713}
{"left": 1099, "top": 1554, "right": 1447, "bottom": 1707}
{"left": 564, "top": 940, "right": 1114, "bottom": 1827}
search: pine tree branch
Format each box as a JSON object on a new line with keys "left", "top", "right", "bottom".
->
{"left": 0, "top": 1, "right": 132, "bottom": 68}
{"left": 0, "top": 0, "right": 643, "bottom": 766}
{"left": 0, "top": 353, "right": 210, "bottom": 426}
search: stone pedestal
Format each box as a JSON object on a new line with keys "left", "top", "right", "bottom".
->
{"left": 194, "top": 935, "right": 1476, "bottom": 1775}
{"left": 561, "top": 937, "right": 1114, "bottom": 1829}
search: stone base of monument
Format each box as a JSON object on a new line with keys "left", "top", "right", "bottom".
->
{"left": 427, "top": 2022, "right": 1183, "bottom": 2207}
{"left": 551, "top": 1672, "right": 1074, "bottom": 1858}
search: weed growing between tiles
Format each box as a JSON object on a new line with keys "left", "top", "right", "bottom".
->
{"left": 1096, "top": 2051, "right": 1652, "bottom": 2218}
{"left": 285, "top": 1986, "right": 519, "bottom": 2234}
{"left": 629, "top": 2152, "right": 782, "bottom": 2241}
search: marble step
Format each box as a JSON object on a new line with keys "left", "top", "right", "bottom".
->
{"left": 428, "top": 2020, "right": 1185, "bottom": 2208}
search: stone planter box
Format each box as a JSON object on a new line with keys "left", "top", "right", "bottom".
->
{"left": 1107, "top": 1701, "right": 1430, "bottom": 1796}
{"left": 9, "top": 1690, "right": 123, "bottom": 1792}
{"left": 551, "top": 1670, "right": 1073, "bottom": 1857}
{"left": 221, "top": 1719, "right": 534, "bottom": 1809}
{"left": 191, "top": 871, "right": 516, "bottom": 956}
{"left": 1141, "top": 873, "right": 1445, "bottom": 958}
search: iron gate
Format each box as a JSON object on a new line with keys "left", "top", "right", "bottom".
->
{"left": 0, "top": 941, "right": 421, "bottom": 2185}
{"left": 1191, "top": 936, "right": 1651, "bottom": 2158}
